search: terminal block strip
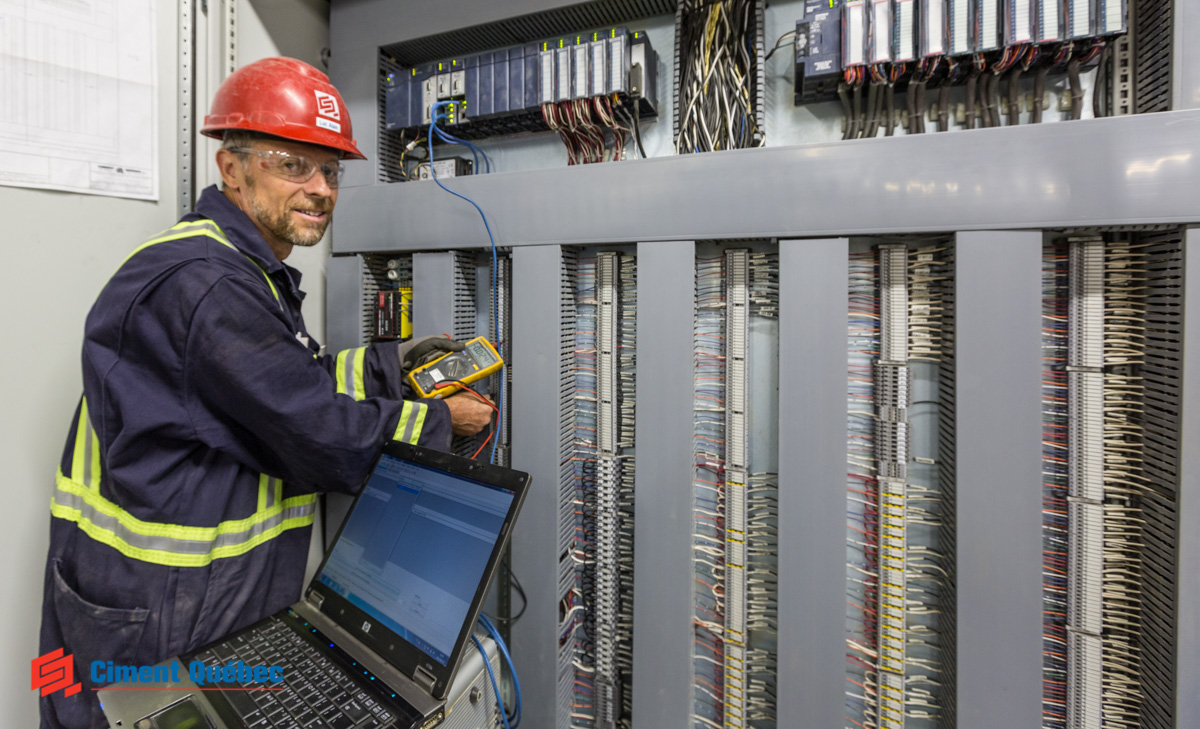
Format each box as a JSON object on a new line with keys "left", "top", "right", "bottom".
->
{"left": 722, "top": 249, "right": 750, "bottom": 729}
{"left": 876, "top": 244, "right": 910, "bottom": 729}
{"left": 1066, "top": 237, "right": 1104, "bottom": 729}
{"left": 594, "top": 252, "right": 622, "bottom": 729}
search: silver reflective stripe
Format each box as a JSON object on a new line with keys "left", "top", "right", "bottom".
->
{"left": 400, "top": 404, "right": 418, "bottom": 443}
{"left": 211, "top": 503, "right": 309, "bottom": 549}
{"left": 52, "top": 488, "right": 315, "bottom": 556}
{"left": 82, "top": 420, "right": 94, "bottom": 488}
{"left": 343, "top": 354, "right": 356, "bottom": 398}
{"left": 265, "top": 477, "right": 278, "bottom": 510}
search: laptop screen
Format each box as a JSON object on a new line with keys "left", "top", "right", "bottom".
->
{"left": 316, "top": 453, "right": 516, "bottom": 666}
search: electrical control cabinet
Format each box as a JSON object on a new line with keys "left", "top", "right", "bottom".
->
{"left": 329, "top": 3, "right": 1195, "bottom": 729}
{"left": 384, "top": 28, "right": 657, "bottom": 141}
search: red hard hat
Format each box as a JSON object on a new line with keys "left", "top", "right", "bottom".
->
{"left": 201, "top": 57, "right": 366, "bottom": 160}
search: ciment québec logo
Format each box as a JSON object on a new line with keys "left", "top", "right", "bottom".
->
{"left": 31, "top": 649, "right": 82, "bottom": 698}
{"left": 32, "top": 648, "right": 286, "bottom": 696}
{"left": 313, "top": 90, "right": 342, "bottom": 133}
{"left": 314, "top": 90, "right": 340, "bottom": 120}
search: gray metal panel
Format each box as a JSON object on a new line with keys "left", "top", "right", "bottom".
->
{"left": 330, "top": 0, "right": 590, "bottom": 54}
{"left": 1179, "top": 227, "right": 1200, "bottom": 727}
{"left": 954, "top": 231, "right": 1043, "bottom": 729}
{"left": 327, "top": 43, "right": 380, "bottom": 191}
{"left": 776, "top": 238, "right": 849, "bottom": 729}
{"left": 332, "top": 111, "right": 1200, "bottom": 254}
{"left": 631, "top": 240, "right": 695, "bottom": 729}
{"left": 510, "top": 244, "right": 566, "bottom": 729}
{"left": 325, "top": 255, "right": 365, "bottom": 354}
{"left": 412, "top": 251, "right": 457, "bottom": 338}
{"left": 1175, "top": 0, "right": 1200, "bottom": 110}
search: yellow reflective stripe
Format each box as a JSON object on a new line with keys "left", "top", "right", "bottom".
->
{"left": 334, "top": 347, "right": 368, "bottom": 400}
{"left": 120, "top": 219, "right": 281, "bottom": 306}
{"left": 335, "top": 349, "right": 349, "bottom": 395}
{"left": 122, "top": 221, "right": 231, "bottom": 267}
{"left": 392, "top": 401, "right": 429, "bottom": 445}
{"left": 392, "top": 402, "right": 412, "bottom": 442}
{"left": 352, "top": 347, "right": 367, "bottom": 401}
{"left": 258, "top": 268, "right": 280, "bottom": 302}
{"left": 54, "top": 470, "right": 313, "bottom": 540}
{"left": 51, "top": 469, "right": 316, "bottom": 568}
{"left": 409, "top": 402, "right": 428, "bottom": 443}
{"left": 71, "top": 399, "right": 102, "bottom": 491}
{"left": 71, "top": 399, "right": 89, "bottom": 486}
{"left": 88, "top": 422, "right": 101, "bottom": 492}
{"left": 255, "top": 474, "right": 282, "bottom": 511}
{"left": 257, "top": 473, "right": 269, "bottom": 512}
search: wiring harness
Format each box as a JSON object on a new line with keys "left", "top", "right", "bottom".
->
{"left": 675, "top": 0, "right": 763, "bottom": 153}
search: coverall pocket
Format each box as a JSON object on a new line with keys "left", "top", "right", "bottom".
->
{"left": 51, "top": 558, "right": 150, "bottom": 687}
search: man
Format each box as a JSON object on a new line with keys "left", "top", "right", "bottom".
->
{"left": 38, "top": 57, "right": 494, "bottom": 728}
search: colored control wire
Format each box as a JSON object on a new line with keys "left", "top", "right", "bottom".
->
{"left": 1100, "top": 237, "right": 1148, "bottom": 728}
{"left": 571, "top": 255, "right": 600, "bottom": 725}
{"left": 1042, "top": 241, "right": 1069, "bottom": 729}
{"left": 693, "top": 253, "right": 727, "bottom": 729}
{"left": 675, "top": 0, "right": 762, "bottom": 153}
{"left": 428, "top": 101, "right": 503, "bottom": 464}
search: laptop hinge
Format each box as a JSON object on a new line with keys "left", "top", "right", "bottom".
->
{"left": 412, "top": 666, "right": 437, "bottom": 693}
{"left": 304, "top": 589, "right": 325, "bottom": 611}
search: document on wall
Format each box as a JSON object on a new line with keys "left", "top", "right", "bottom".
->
{"left": 0, "top": 0, "right": 158, "bottom": 200}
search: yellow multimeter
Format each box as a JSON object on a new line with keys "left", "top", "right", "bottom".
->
{"left": 407, "top": 336, "right": 504, "bottom": 398}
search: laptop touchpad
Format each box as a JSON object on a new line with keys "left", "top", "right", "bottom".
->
{"left": 134, "top": 696, "right": 215, "bottom": 729}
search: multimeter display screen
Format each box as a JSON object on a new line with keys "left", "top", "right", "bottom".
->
{"left": 466, "top": 340, "right": 498, "bottom": 366}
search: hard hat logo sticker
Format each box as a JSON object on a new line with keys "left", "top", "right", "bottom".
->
{"left": 314, "top": 90, "right": 340, "bottom": 120}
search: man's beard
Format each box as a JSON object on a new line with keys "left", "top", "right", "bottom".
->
{"left": 245, "top": 177, "right": 331, "bottom": 247}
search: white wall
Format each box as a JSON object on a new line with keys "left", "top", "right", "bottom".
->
{"left": 0, "top": 1, "right": 329, "bottom": 723}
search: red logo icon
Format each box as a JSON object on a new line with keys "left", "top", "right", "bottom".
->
{"left": 31, "top": 649, "right": 81, "bottom": 698}
{"left": 314, "top": 90, "right": 340, "bottom": 120}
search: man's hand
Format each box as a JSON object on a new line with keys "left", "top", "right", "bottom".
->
{"left": 444, "top": 392, "right": 495, "bottom": 436}
{"left": 397, "top": 335, "right": 464, "bottom": 371}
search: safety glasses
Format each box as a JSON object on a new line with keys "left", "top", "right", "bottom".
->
{"left": 230, "top": 147, "right": 346, "bottom": 189}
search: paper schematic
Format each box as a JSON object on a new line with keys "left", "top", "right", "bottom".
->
{"left": 0, "top": 0, "right": 158, "bottom": 200}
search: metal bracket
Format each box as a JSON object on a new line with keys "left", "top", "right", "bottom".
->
{"left": 179, "top": 0, "right": 195, "bottom": 215}
{"left": 412, "top": 665, "right": 436, "bottom": 693}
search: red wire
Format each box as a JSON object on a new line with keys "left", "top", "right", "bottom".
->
{"left": 433, "top": 379, "right": 500, "bottom": 460}
{"left": 471, "top": 430, "right": 495, "bottom": 460}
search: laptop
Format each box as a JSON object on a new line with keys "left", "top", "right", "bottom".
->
{"left": 99, "top": 441, "right": 529, "bottom": 729}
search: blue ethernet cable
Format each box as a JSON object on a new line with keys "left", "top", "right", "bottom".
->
{"left": 427, "top": 101, "right": 503, "bottom": 464}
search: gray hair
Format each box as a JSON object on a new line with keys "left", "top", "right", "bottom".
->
{"left": 221, "top": 129, "right": 273, "bottom": 151}
{"left": 219, "top": 131, "right": 271, "bottom": 189}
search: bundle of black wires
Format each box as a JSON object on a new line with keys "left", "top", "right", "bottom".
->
{"left": 675, "top": 0, "right": 762, "bottom": 153}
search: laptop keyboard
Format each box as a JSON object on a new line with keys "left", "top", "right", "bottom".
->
{"left": 193, "top": 616, "right": 399, "bottom": 729}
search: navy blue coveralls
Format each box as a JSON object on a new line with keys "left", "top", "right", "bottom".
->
{"left": 39, "top": 186, "right": 452, "bottom": 728}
